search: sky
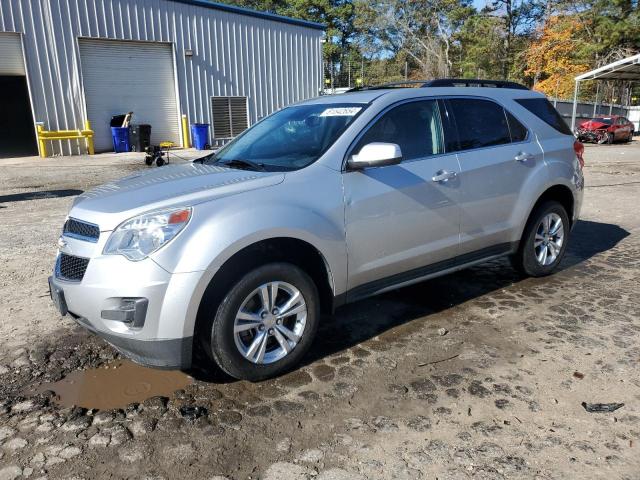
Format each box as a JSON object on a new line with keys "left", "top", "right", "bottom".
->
{"left": 473, "top": 0, "right": 491, "bottom": 9}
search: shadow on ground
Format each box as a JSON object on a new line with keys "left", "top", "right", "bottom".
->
{"left": 192, "top": 219, "right": 629, "bottom": 383}
{"left": 0, "top": 189, "right": 83, "bottom": 203}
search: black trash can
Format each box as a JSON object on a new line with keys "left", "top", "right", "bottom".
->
{"left": 130, "top": 124, "right": 152, "bottom": 152}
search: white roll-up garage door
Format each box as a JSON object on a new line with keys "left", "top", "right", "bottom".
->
{"left": 79, "top": 39, "right": 180, "bottom": 152}
{"left": 0, "top": 33, "right": 26, "bottom": 75}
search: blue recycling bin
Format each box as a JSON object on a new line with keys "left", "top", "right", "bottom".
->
{"left": 111, "top": 126, "right": 130, "bottom": 153}
{"left": 190, "top": 123, "right": 210, "bottom": 150}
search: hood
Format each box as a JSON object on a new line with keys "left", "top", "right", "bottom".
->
{"left": 70, "top": 163, "right": 285, "bottom": 231}
{"left": 579, "top": 120, "right": 611, "bottom": 131}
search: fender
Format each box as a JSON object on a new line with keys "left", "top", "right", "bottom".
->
{"left": 513, "top": 160, "right": 582, "bottom": 240}
{"left": 151, "top": 168, "right": 347, "bottom": 340}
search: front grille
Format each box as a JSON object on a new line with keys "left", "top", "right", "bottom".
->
{"left": 57, "top": 253, "right": 90, "bottom": 281}
{"left": 63, "top": 218, "right": 100, "bottom": 242}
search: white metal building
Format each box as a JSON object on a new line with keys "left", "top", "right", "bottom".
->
{"left": 0, "top": 0, "right": 324, "bottom": 156}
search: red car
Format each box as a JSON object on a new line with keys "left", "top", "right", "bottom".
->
{"left": 577, "top": 115, "right": 635, "bottom": 144}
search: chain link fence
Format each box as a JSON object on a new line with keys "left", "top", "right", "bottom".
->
{"left": 323, "top": 60, "right": 412, "bottom": 93}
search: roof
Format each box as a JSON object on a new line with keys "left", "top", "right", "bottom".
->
{"left": 170, "top": 0, "right": 325, "bottom": 30}
{"left": 575, "top": 53, "right": 640, "bottom": 81}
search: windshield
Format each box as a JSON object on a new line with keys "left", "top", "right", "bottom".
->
{"left": 592, "top": 117, "right": 613, "bottom": 125}
{"left": 206, "top": 103, "right": 365, "bottom": 171}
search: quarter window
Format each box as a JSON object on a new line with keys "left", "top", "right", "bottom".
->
{"left": 353, "top": 100, "right": 444, "bottom": 161}
{"left": 446, "top": 98, "right": 512, "bottom": 150}
{"left": 515, "top": 98, "right": 573, "bottom": 135}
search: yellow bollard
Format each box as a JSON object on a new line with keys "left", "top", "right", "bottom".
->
{"left": 182, "top": 114, "right": 190, "bottom": 148}
{"left": 36, "top": 124, "right": 47, "bottom": 158}
{"left": 85, "top": 120, "right": 95, "bottom": 155}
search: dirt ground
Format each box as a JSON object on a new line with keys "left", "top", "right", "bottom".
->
{"left": 0, "top": 143, "right": 639, "bottom": 480}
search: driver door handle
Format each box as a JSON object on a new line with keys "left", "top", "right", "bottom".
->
{"left": 514, "top": 152, "right": 534, "bottom": 162}
{"left": 432, "top": 170, "right": 458, "bottom": 182}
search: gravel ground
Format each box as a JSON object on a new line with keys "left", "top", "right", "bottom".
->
{"left": 0, "top": 144, "right": 639, "bottom": 479}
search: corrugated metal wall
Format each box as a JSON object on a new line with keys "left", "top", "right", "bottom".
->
{"left": 0, "top": 0, "right": 323, "bottom": 155}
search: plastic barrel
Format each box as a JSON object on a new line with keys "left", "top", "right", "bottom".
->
{"left": 190, "top": 123, "right": 209, "bottom": 150}
{"left": 111, "top": 126, "right": 130, "bottom": 153}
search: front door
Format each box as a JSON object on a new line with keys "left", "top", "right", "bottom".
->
{"left": 343, "top": 99, "right": 462, "bottom": 298}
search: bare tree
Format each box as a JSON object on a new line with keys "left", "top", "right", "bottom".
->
{"left": 358, "top": 0, "right": 460, "bottom": 79}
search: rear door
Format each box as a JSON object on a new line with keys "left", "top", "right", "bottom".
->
{"left": 616, "top": 117, "right": 632, "bottom": 140}
{"left": 445, "top": 97, "right": 544, "bottom": 255}
{"left": 343, "top": 99, "right": 462, "bottom": 298}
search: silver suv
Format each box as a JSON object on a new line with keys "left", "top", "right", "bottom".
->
{"left": 49, "top": 82, "right": 585, "bottom": 381}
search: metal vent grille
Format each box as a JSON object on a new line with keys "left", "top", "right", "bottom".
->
{"left": 211, "top": 96, "right": 249, "bottom": 139}
{"left": 57, "top": 253, "right": 90, "bottom": 281}
{"left": 63, "top": 218, "right": 100, "bottom": 242}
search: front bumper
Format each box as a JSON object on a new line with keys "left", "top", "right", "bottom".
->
{"left": 576, "top": 129, "right": 607, "bottom": 143}
{"left": 70, "top": 313, "right": 193, "bottom": 369}
{"left": 49, "top": 252, "right": 205, "bottom": 369}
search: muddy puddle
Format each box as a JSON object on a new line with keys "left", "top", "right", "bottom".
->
{"left": 29, "top": 360, "right": 192, "bottom": 410}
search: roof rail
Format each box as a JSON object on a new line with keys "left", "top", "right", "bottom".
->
{"left": 424, "top": 78, "right": 529, "bottom": 90}
{"left": 346, "top": 78, "right": 529, "bottom": 92}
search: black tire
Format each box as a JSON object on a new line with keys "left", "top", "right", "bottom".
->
{"left": 511, "top": 201, "right": 570, "bottom": 277}
{"left": 144, "top": 156, "right": 153, "bottom": 166}
{"left": 607, "top": 132, "right": 614, "bottom": 144}
{"left": 627, "top": 131, "right": 634, "bottom": 143}
{"left": 156, "top": 157, "right": 165, "bottom": 167}
{"left": 202, "top": 262, "right": 319, "bottom": 381}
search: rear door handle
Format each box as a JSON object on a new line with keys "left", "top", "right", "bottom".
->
{"left": 432, "top": 170, "right": 457, "bottom": 182}
{"left": 514, "top": 152, "right": 534, "bottom": 162}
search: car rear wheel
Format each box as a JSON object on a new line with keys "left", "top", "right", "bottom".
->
{"left": 511, "top": 201, "right": 570, "bottom": 277}
{"left": 204, "top": 262, "right": 320, "bottom": 381}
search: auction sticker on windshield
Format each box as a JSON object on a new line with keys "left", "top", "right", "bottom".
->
{"left": 320, "top": 107, "right": 362, "bottom": 117}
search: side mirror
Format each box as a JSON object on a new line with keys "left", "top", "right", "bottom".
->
{"left": 348, "top": 142, "right": 402, "bottom": 170}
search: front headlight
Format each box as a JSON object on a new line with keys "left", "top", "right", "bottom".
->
{"left": 103, "top": 207, "right": 192, "bottom": 261}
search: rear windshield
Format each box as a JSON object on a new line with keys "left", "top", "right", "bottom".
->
{"left": 515, "top": 98, "right": 573, "bottom": 136}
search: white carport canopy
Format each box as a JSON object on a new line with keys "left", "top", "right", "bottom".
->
{"left": 571, "top": 53, "right": 640, "bottom": 129}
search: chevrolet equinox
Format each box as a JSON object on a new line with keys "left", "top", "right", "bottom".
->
{"left": 49, "top": 81, "right": 585, "bottom": 380}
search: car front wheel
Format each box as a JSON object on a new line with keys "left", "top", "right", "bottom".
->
{"left": 205, "top": 262, "right": 320, "bottom": 381}
{"left": 511, "top": 201, "right": 570, "bottom": 277}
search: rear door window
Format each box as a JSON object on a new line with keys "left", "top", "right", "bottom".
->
{"left": 505, "top": 110, "right": 528, "bottom": 142}
{"left": 446, "top": 98, "right": 511, "bottom": 150}
{"left": 515, "top": 98, "right": 573, "bottom": 135}
{"left": 353, "top": 100, "right": 444, "bottom": 161}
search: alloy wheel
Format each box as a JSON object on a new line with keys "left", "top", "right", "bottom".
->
{"left": 233, "top": 281, "right": 307, "bottom": 364}
{"left": 534, "top": 213, "right": 564, "bottom": 266}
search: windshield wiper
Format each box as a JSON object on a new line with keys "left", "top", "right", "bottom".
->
{"left": 218, "top": 159, "right": 267, "bottom": 171}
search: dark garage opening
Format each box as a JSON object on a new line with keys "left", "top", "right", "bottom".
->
{"left": 0, "top": 76, "right": 37, "bottom": 158}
